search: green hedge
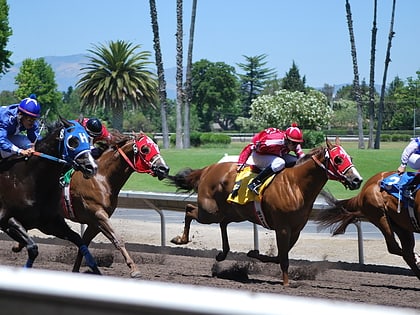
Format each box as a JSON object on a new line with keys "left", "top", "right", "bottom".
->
{"left": 170, "top": 132, "right": 231, "bottom": 147}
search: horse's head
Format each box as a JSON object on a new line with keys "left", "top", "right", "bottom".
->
{"left": 316, "top": 137, "right": 363, "bottom": 190}
{"left": 59, "top": 118, "right": 98, "bottom": 178}
{"left": 117, "top": 133, "right": 169, "bottom": 180}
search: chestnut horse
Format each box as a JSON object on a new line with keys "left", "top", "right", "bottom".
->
{"left": 167, "top": 138, "right": 362, "bottom": 285}
{"left": 63, "top": 131, "right": 169, "bottom": 277}
{"left": 316, "top": 171, "right": 420, "bottom": 280}
{"left": 0, "top": 118, "right": 99, "bottom": 272}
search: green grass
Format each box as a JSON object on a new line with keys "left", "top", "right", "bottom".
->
{"left": 123, "top": 141, "right": 407, "bottom": 199}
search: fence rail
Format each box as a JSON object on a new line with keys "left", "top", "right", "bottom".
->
{"left": 117, "top": 190, "right": 365, "bottom": 264}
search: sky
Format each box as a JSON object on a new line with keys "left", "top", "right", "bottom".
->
{"left": 5, "top": 0, "right": 420, "bottom": 88}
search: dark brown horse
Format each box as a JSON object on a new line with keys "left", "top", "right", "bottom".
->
{"left": 0, "top": 118, "right": 100, "bottom": 272}
{"left": 316, "top": 171, "right": 420, "bottom": 280}
{"left": 63, "top": 131, "right": 169, "bottom": 277}
{"left": 167, "top": 138, "right": 362, "bottom": 285}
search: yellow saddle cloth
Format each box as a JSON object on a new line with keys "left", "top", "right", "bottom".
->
{"left": 227, "top": 166, "right": 275, "bottom": 205}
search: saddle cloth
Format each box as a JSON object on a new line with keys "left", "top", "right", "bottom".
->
{"left": 380, "top": 172, "right": 420, "bottom": 231}
{"left": 227, "top": 166, "right": 275, "bottom": 205}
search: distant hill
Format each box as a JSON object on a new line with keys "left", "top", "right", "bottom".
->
{"left": 0, "top": 54, "right": 178, "bottom": 99}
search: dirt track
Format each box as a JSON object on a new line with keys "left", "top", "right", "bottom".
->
{"left": 0, "top": 235, "right": 419, "bottom": 311}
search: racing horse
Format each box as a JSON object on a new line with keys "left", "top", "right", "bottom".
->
{"left": 63, "top": 131, "right": 169, "bottom": 277}
{"left": 316, "top": 171, "right": 420, "bottom": 280}
{"left": 166, "top": 137, "right": 362, "bottom": 286}
{"left": 0, "top": 118, "right": 100, "bottom": 273}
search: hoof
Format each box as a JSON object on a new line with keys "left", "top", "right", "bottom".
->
{"left": 216, "top": 252, "right": 227, "bottom": 262}
{"left": 130, "top": 270, "right": 142, "bottom": 278}
{"left": 247, "top": 250, "right": 260, "bottom": 258}
{"left": 170, "top": 236, "right": 188, "bottom": 245}
{"left": 12, "top": 245, "right": 23, "bottom": 253}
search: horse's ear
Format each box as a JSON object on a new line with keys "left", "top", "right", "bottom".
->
{"left": 59, "top": 116, "right": 73, "bottom": 128}
{"left": 325, "top": 136, "right": 333, "bottom": 149}
{"left": 335, "top": 136, "right": 341, "bottom": 146}
{"left": 78, "top": 113, "right": 84, "bottom": 122}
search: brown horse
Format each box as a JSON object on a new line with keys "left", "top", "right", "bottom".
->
{"left": 316, "top": 171, "right": 420, "bottom": 280}
{"left": 13, "top": 131, "right": 170, "bottom": 277}
{"left": 166, "top": 138, "right": 362, "bottom": 285}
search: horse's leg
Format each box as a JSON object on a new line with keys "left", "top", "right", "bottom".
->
{"left": 171, "top": 204, "right": 197, "bottom": 245}
{"left": 12, "top": 242, "right": 25, "bottom": 252}
{"left": 95, "top": 213, "right": 141, "bottom": 278}
{"left": 392, "top": 224, "right": 420, "bottom": 279}
{"left": 374, "top": 216, "right": 403, "bottom": 257}
{"left": 72, "top": 224, "right": 99, "bottom": 273}
{"left": 216, "top": 221, "right": 230, "bottom": 261}
{"left": 5, "top": 218, "right": 38, "bottom": 268}
{"left": 38, "top": 215, "right": 101, "bottom": 275}
{"left": 247, "top": 227, "right": 290, "bottom": 286}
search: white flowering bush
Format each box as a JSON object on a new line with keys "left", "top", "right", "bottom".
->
{"left": 250, "top": 89, "right": 332, "bottom": 129}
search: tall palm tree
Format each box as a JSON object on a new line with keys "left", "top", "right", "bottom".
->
{"left": 367, "top": 0, "right": 378, "bottom": 149}
{"left": 77, "top": 40, "right": 158, "bottom": 131}
{"left": 345, "top": 0, "right": 365, "bottom": 149}
{"left": 183, "top": 0, "right": 197, "bottom": 149}
{"left": 175, "top": 0, "right": 183, "bottom": 149}
{"left": 149, "top": 0, "right": 170, "bottom": 149}
{"left": 375, "top": 0, "right": 396, "bottom": 149}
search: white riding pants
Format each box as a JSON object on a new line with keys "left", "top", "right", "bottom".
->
{"left": 408, "top": 153, "right": 420, "bottom": 170}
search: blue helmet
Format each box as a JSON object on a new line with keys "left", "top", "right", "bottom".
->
{"left": 18, "top": 97, "right": 41, "bottom": 118}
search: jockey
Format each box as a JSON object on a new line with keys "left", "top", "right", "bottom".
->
{"left": 77, "top": 117, "right": 112, "bottom": 158}
{"left": 397, "top": 137, "right": 420, "bottom": 175}
{"left": 0, "top": 95, "right": 41, "bottom": 159}
{"left": 238, "top": 123, "right": 305, "bottom": 195}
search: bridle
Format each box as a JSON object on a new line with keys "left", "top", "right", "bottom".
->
{"left": 311, "top": 146, "right": 354, "bottom": 188}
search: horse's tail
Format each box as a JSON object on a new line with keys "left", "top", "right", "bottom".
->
{"left": 166, "top": 167, "right": 205, "bottom": 193}
{"left": 315, "top": 189, "right": 364, "bottom": 236}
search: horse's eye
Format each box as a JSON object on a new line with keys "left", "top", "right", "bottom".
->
{"left": 140, "top": 145, "right": 150, "bottom": 154}
{"left": 67, "top": 136, "right": 80, "bottom": 150}
{"left": 334, "top": 156, "right": 343, "bottom": 165}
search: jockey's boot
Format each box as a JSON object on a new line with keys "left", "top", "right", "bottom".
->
{"left": 248, "top": 167, "right": 276, "bottom": 195}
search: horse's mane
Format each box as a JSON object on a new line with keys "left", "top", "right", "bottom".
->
{"left": 295, "top": 146, "right": 325, "bottom": 166}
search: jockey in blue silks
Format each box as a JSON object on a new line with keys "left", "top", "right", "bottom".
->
{"left": 0, "top": 95, "right": 41, "bottom": 159}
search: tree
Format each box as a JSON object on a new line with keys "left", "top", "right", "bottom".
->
{"left": 191, "top": 59, "right": 240, "bottom": 131}
{"left": 77, "top": 40, "right": 158, "bottom": 131}
{"left": 281, "top": 61, "right": 306, "bottom": 92}
{"left": 175, "top": 0, "right": 183, "bottom": 148}
{"left": 250, "top": 89, "right": 332, "bottom": 130}
{"left": 149, "top": 0, "right": 170, "bottom": 148}
{"left": 374, "top": 0, "right": 396, "bottom": 149}
{"left": 345, "top": 0, "right": 365, "bottom": 149}
{"left": 0, "top": 0, "right": 12, "bottom": 77}
{"left": 367, "top": 0, "right": 378, "bottom": 149}
{"left": 183, "top": 0, "right": 197, "bottom": 149}
{"left": 237, "top": 54, "right": 276, "bottom": 117}
{"left": 14, "top": 58, "right": 62, "bottom": 117}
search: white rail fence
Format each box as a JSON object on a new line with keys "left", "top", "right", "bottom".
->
{"left": 117, "top": 190, "right": 365, "bottom": 264}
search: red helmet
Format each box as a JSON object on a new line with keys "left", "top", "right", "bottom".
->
{"left": 285, "top": 123, "right": 303, "bottom": 143}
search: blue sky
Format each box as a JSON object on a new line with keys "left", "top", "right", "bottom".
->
{"left": 6, "top": 0, "right": 420, "bottom": 87}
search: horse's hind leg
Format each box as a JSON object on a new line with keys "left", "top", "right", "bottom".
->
{"left": 392, "top": 225, "right": 420, "bottom": 279}
{"left": 216, "top": 221, "right": 230, "bottom": 261}
{"left": 171, "top": 203, "right": 197, "bottom": 245}
{"left": 5, "top": 218, "right": 38, "bottom": 268}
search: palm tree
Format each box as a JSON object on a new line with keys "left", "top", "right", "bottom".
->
{"left": 175, "top": 0, "right": 183, "bottom": 149}
{"left": 149, "top": 0, "right": 170, "bottom": 149}
{"left": 367, "top": 0, "right": 378, "bottom": 149}
{"left": 77, "top": 40, "right": 158, "bottom": 131}
{"left": 345, "top": 0, "right": 365, "bottom": 149}
{"left": 375, "top": 0, "right": 396, "bottom": 149}
{"left": 183, "top": 0, "right": 197, "bottom": 149}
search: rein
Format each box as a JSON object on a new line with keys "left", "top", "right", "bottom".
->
{"left": 116, "top": 144, "right": 153, "bottom": 174}
{"left": 32, "top": 151, "right": 69, "bottom": 165}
